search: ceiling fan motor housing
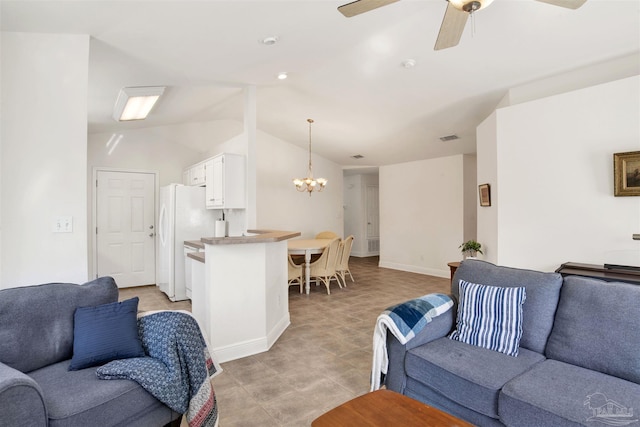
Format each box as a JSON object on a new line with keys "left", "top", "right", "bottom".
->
{"left": 463, "top": 1, "right": 482, "bottom": 12}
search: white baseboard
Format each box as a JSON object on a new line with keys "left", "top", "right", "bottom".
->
{"left": 211, "top": 337, "right": 268, "bottom": 364}
{"left": 351, "top": 250, "right": 380, "bottom": 258}
{"left": 266, "top": 314, "right": 290, "bottom": 348}
{"left": 211, "top": 314, "right": 291, "bottom": 364}
{"left": 378, "top": 261, "right": 450, "bottom": 279}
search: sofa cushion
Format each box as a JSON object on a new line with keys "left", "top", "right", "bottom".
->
{"left": 450, "top": 280, "right": 526, "bottom": 357}
{"left": 451, "top": 260, "right": 562, "bottom": 354}
{"left": 405, "top": 377, "right": 506, "bottom": 427}
{"left": 500, "top": 359, "right": 640, "bottom": 427}
{"left": 28, "top": 359, "right": 172, "bottom": 427}
{"left": 69, "top": 297, "right": 145, "bottom": 371}
{"left": 545, "top": 276, "right": 640, "bottom": 384}
{"left": 405, "top": 337, "right": 545, "bottom": 419}
{"left": 0, "top": 277, "right": 119, "bottom": 373}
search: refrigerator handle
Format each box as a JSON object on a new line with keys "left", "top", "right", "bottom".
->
{"left": 159, "top": 204, "right": 167, "bottom": 247}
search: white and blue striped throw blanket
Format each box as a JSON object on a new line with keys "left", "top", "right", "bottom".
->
{"left": 371, "top": 293, "right": 454, "bottom": 391}
{"left": 97, "top": 311, "right": 221, "bottom": 427}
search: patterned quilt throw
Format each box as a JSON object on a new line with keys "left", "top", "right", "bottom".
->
{"left": 97, "top": 311, "right": 219, "bottom": 427}
{"left": 371, "top": 293, "right": 453, "bottom": 391}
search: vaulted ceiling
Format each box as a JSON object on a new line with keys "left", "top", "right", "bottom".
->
{"left": 2, "top": 0, "right": 639, "bottom": 166}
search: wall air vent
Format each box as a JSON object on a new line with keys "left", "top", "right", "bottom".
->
{"left": 439, "top": 134, "right": 459, "bottom": 142}
{"left": 351, "top": 154, "right": 365, "bottom": 159}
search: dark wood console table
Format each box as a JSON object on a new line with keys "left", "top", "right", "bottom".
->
{"left": 447, "top": 262, "right": 461, "bottom": 285}
{"left": 555, "top": 262, "right": 640, "bottom": 286}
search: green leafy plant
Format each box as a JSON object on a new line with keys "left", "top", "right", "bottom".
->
{"left": 459, "top": 240, "right": 483, "bottom": 257}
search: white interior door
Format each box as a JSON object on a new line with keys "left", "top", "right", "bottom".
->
{"left": 96, "top": 171, "right": 156, "bottom": 287}
{"left": 366, "top": 185, "right": 380, "bottom": 239}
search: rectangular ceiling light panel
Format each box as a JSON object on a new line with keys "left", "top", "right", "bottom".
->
{"left": 113, "top": 86, "right": 165, "bottom": 121}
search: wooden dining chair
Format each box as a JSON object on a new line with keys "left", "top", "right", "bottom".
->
{"left": 336, "top": 235, "right": 355, "bottom": 287}
{"left": 308, "top": 238, "right": 341, "bottom": 295}
{"left": 315, "top": 231, "right": 339, "bottom": 239}
{"left": 287, "top": 254, "right": 304, "bottom": 293}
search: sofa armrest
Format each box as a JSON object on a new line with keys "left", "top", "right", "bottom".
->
{"left": 0, "top": 362, "right": 47, "bottom": 426}
{"left": 406, "top": 303, "right": 456, "bottom": 350}
{"left": 384, "top": 305, "right": 456, "bottom": 393}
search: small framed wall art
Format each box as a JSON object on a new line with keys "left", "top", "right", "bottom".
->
{"left": 479, "top": 183, "right": 491, "bottom": 207}
{"left": 614, "top": 151, "right": 640, "bottom": 197}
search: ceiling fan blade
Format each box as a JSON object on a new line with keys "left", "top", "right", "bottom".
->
{"left": 535, "top": 0, "right": 587, "bottom": 9}
{"left": 338, "top": 0, "right": 400, "bottom": 18}
{"left": 434, "top": 3, "right": 469, "bottom": 51}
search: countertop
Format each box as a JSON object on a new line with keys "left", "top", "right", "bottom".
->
{"left": 201, "top": 229, "right": 301, "bottom": 245}
{"left": 187, "top": 251, "right": 206, "bottom": 263}
{"left": 184, "top": 240, "right": 205, "bottom": 250}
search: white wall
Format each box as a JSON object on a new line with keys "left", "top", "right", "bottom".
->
{"left": 478, "top": 75, "right": 640, "bottom": 272}
{"left": 88, "top": 127, "right": 204, "bottom": 186}
{"left": 1, "top": 32, "right": 90, "bottom": 287}
{"left": 463, "top": 154, "right": 478, "bottom": 243}
{"left": 379, "top": 155, "right": 467, "bottom": 278}
{"left": 477, "top": 112, "right": 499, "bottom": 263}
{"left": 256, "top": 130, "right": 343, "bottom": 238}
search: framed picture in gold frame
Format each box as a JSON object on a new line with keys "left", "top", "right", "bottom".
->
{"left": 614, "top": 151, "right": 640, "bottom": 197}
{"left": 479, "top": 183, "right": 491, "bottom": 207}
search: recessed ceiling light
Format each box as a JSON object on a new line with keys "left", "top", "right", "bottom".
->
{"left": 277, "top": 72, "right": 288, "bottom": 80}
{"left": 261, "top": 36, "right": 279, "bottom": 46}
{"left": 402, "top": 59, "right": 416, "bottom": 69}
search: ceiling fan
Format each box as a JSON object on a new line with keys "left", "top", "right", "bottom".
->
{"left": 338, "top": 0, "right": 587, "bottom": 50}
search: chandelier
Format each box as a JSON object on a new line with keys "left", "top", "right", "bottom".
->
{"left": 293, "top": 118, "right": 327, "bottom": 195}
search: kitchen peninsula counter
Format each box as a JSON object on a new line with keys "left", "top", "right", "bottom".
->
{"left": 201, "top": 229, "right": 300, "bottom": 245}
{"left": 196, "top": 229, "right": 300, "bottom": 363}
{"left": 184, "top": 240, "right": 205, "bottom": 250}
{"left": 187, "top": 251, "right": 205, "bottom": 263}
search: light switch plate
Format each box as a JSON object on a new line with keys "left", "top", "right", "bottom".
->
{"left": 53, "top": 216, "right": 73, "bottom": 233}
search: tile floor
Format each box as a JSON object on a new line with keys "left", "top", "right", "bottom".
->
{"left": 120, "top": 256, "right": 450, "bottom": 426}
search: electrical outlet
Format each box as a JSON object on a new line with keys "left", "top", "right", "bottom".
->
{"left": 53, "top": 216, "right": 73, "bottom": 233}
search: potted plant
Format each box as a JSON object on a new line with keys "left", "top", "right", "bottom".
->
{"left": 459, "top": 240, "right": 483, "bottom": 259}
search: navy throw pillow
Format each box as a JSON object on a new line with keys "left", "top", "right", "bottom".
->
{"left": 69, "top": 297, "right": 145, "bottom": 371}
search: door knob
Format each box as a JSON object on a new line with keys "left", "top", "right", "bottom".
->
{"left": 149, "top": 233, "right": 155, "bottom": 238}
{"left": 149, "top": 225, "right": 154, "bottom": 229}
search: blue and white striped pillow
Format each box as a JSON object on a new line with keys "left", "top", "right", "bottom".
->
{"left": 449, "top": 280, "right": 526, "bottom": 357}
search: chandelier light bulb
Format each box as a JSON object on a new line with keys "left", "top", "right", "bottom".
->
{"left": 292, "top": 118, "right": 327, "bottom": 196}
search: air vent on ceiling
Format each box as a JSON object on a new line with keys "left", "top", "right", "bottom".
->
{"left": 351, "top": 154, "right": 364, "bottom": 159}
{"left": 439, "top": 134, "right": 459, "bottom": 142}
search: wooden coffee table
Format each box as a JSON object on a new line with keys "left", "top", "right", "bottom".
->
{"left": 312, "top": 389, "right": 473, "bottom": 426}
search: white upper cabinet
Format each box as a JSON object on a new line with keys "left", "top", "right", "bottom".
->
{"left": 185, "top": 153, "right": 245, "bottom": 208}
{"left": 188, "top": 162, "right": 206, "bottom": 186}
{"left": 205, "top": 153, "right": 245, "bottom": 209}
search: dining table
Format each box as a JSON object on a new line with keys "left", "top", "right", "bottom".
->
{"left": 287, "top": 238, "right": 332, "bottom": 294}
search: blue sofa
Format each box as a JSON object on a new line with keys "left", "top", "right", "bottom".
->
{"left": 0, "top": 278, "right": 182, "bottom": 427}
{"left": 385, "top": 259, "right": 640, "bottom": 426}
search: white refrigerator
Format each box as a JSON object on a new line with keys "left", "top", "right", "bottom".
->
{"left": 157, "top": 184, "right": 217, "bottom": 301}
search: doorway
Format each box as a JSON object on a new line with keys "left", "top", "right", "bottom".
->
{"left": 343, "top": 169, "right": 380, "bottom": 257}
{"left": 94, "top": 170, "right": 156, "bottom": 287}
